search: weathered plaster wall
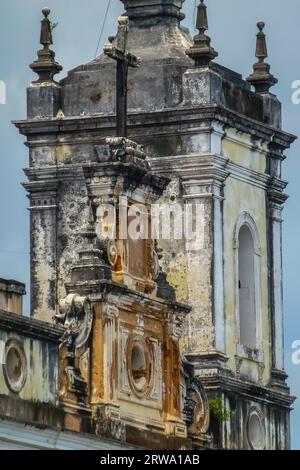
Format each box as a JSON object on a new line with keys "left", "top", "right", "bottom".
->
{"left": 224, "top": 128, "right": 267, "bottom": 173}
{"left": 56, "top": 175, "right": 88, "bottom": 301}
{"left": 152, "top": 174, "right": 214, "bottom": 355}
{"left": 90, "top": 290, "right": 184, "bottom": 430}
{"left": 223, "top": 131, "right": 270, "bottom": 383}
{"left": 221, "top": 394, "right": 290, "bottom": 450}
{"left": 61, "top": 23, "right": 192, "bottom": 117}
{"left": 0, "top": 330, "right": 58, "bottom": 403}
{"left": 0, "top": 280, "right": 25, "bottom": 315}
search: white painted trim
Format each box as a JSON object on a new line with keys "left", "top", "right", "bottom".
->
{"left": 0, "top": 419, "right": 134, "bottom": 450}
{"left": 226, "top": 161, "right": 270, "bottom": 191}
{"left": 271, "top": 210, "right": 285, "bottom": 371}
{"left": 149, "top": 153, "right": 271, "bottom": 191}
{"left": 223, "top": 132, "right": 268, "bottom": 154}
{"left": 233, "top": 212, "right": 263, "bottom": 355}
{"left": 214, "top": 195, "right": 225, "bottom": 352}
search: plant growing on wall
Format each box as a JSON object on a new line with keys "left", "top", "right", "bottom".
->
{"left": 209, "top": 398, "right": 234, "bottom": 423}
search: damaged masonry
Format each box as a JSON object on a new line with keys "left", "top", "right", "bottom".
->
{"left": 0, "top": 0, "right": 296, "bottom": 450}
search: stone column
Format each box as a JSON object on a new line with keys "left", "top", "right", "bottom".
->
{"left": 181, "top": 151, "right": 229, "bottom": 363}
{"left": 24, "top": 180, "right": 58, "bottom": 323}
{"left": 268, "top": 199, "right": 285, "bottom": 372}
{"left": 267, "top": 147, "right": 289, "bottom": 386}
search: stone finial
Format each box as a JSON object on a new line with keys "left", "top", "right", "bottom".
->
{"left": 247, "top": 21, "right": 278, "bottom": 94}
{"left": 81, "top": 203, "right": 98, "bottom": 243}
{"left": 30, "top": 7, "right": 62, "bottom": 83}
{"left": 70, "top": 203, "right": 112, "bottom": 284}
{"left": 256, "top": 21, "right": 268, "bottom": 60}
{"left": 40, "top": 7, "right": 52, "bottom": 46}
{"left": 197, "top": 0, "right": 209, "bottom": 32}
{"left": 186, "top": 0, "right": 218, "bottom": 67}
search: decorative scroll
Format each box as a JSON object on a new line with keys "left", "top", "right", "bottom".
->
{"left": 56, "top": 293, "right": 93, "bottom": 349}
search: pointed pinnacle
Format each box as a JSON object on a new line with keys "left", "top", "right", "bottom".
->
{"left": 186, "top": 1, "right": 218, "bottom": 67}
{"left": 247, "top": 21, "right": 277, "bottom": 94}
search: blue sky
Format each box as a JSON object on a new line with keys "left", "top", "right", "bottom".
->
{"left": 0, "top": 0, "right": 299, "bottom": 449}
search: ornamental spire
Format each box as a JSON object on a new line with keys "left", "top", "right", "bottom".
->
{"left": 81, "top": 203, "right": 98, "bottom": 243}
{"left": 40, "top": 6, "right": 53, "bottom": 46}
{"left": 186, "top": 0, "right": 218, "bottom": 67}
{"left": 70, "top": 203, "right": 111, "bottom": 284}
{"left": 30, "top": 7, "right": 62, "bottom": 83}
{"left": 247, "top": 21, "right": 277, "bottom": 94}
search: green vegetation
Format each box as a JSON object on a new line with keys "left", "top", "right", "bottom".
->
{"left": 209, "top": 398, "right": 234, "bottom": 423}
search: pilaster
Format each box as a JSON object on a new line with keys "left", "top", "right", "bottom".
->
{"left": 265, "top": 144, "right": 289, "bottom": 383}
{"left": 181, "top": 153, "right": 229, "bottom": 357}
{"left": 23, "top": 178, "right": 58, "bottom": 322}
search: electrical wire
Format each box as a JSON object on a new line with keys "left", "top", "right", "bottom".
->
{"left": 94, "top": 0, "right": 112, "bottom": 59}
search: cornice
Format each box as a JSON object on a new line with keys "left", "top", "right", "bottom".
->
{"left": 65, "top": 279, "right": 190, "bottom": 316}
{"left": 13, "top": 105, "right": 296, "bottom": 151}
{"left": 0, "top": 310, "right": 63, "bottom": 343}
{"left": 198, "top": 374, "right": 295, "bottom": 409}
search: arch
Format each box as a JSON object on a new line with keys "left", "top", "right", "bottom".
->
{"left": 234, "top": 212, "right": 262, "bottom": 351}
{"left": 233, "top": 212, "right": 261, "bottom": 256}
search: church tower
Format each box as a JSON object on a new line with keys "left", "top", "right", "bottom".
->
{"left": 14, "top": 1, "right": 296, "bottom": 449}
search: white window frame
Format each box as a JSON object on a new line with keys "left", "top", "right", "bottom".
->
{"left": 233, "top": 212, "right": 263, "bottom": 361}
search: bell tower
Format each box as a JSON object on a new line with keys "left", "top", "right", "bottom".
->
{"left": 14, "top": 0, "right": 296, "bottom": 449}
{"left": 177, "top": 5, "right": 295, "bottom": 449}
{"left": 147, "top": 1, "right": 296, "bottom": 449}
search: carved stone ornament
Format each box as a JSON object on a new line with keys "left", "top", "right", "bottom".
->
{"left": 151, "top": 249, "right": 160, "bottom": 281}
{"left": 56, "top": 293, "right": 93, "bottom": 349}
{"left": 184, "top": 377, "right": 210, "bottom": 435}
{"left": 64, "top": 365, "right": 87, "bottom": 397}
{"left": 3, "top": 339, "right": 27, "bottom": 394}
{"left": 247, "top": 407, "right": 266, "bottom": 450}
{"left": 126, "top": 335, "right": 154, "bottom": 399}
{"left": 95, "top": 138, "right": 149, "bottom": 170}
{"left": 107, "top": 240, "right": 119, "bottom": 267}
{"left": 92, "top": 405, "right": 126, "bottom": 442}
{"left": 168, "top": 314, "right": 184, "bottom": 342}
{"left": 235, "top": 355, "right": 243, "bottom": 379}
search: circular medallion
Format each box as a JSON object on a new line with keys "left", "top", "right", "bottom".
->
{"left": 247, "top": 407, "right": 266, "bottom": 450}
{"left": 3, "top": 339, "right": 27, "bottom": 393}
{"left": 185, "top": 378, "right": 210, "bottom": 434}
{"left": 126, "top": 336, "right": 154, "bottom": 398}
